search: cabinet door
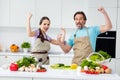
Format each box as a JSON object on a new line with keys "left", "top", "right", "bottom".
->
{"left": 103, "top": 59, "right": 116, "bottom": 73}
{"left": 116, "top": 27, "right": 120, "bottom": 58}
{"left": 49, "top": 56, "right": 60, "bottom": 65}
{"left": 87, "top": 8, "right": 117, "bottom": 31}
{"left": 0, "top": 55, "right": 8, "bottom": 66}
{"left": 88, "top": 0, "right": 117, "bottom": 7}
{"left": 10, "top": 0, "right": 35, "bottom": 27}
{"left": 35, "top": 0, "right": 61, "bottom": 28}
{"left": 0, "top": 77, "right": 32, "bottom": 80}
{"left": 0, "top": 0, "right": 9, "bottom": 26}
{"left": 60, "top": 57, "right": 73, "bottom": 65}
{"left": 0, "top": 55, "right": 23, "bottom": 66}
{"left": 116, "top": 58, "right": 120, "bottom": 76}
{"left": 7, "top": 56, "right": 23, "bottom": 63}
{"left": 117, "top": 8, "right": 120, "bottom": 27}
{"left": 62, "top": 0, "right": 88, "bottom": 28}
{"left": 118, "top": 0, "right": 120, "bottom": 7}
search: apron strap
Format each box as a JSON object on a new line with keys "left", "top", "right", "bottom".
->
{"left": 86, "top": 27, "right": 94, "bottom": 52}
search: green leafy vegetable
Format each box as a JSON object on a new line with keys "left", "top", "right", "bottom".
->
{"left": 80, "top": 59, "right": 100, "bottom": 69}
{"left": 89, "top": 50, "right": 111, "bottom": 62}
{"left": 16, "top": 56, "right": 37, "bottom": 68}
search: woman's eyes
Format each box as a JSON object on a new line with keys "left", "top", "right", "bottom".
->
{"left": 44, "top": 23, "right": 49, "bottom": 26}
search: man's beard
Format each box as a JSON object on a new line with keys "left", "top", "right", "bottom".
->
{"left": 76, "top": 23, "right": 83, "bottom": 29}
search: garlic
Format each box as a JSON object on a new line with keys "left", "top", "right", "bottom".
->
{"left": 32, "top": 68, "right": 37, "bottom": 72}
{"left": 25, "top": 67, "right": 29, "bottom": 72}
{"left": 18, "top": 66, "right": 25, "bottom": 72}
{"left": 95, "top": 67, "right": 100, "bottom": 70}
{"left": 77, "top": 66, "right": 82, "bottom": 71}
{"left": 84, "top": 66, "right": 88, "bottom": 70}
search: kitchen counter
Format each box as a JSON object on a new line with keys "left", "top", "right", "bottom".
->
{"left": 0, "top": 66, "right": 120, "bottom": 80}
{"left": 0, "top": 52, "right": 74, "bottom": 57}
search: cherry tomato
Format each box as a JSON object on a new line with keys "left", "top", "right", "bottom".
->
{"left": 9, "top": 63, "right": 18, "bottom": 71}
{"left": 102, "top": 65, "right": 108, "bottom": 70}
{"left": 36, "top": 69, "right": 47, "bottom": 72}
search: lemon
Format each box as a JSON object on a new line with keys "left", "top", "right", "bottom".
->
{"left": 71, "top": 63, "right": 78, "bottom": 69}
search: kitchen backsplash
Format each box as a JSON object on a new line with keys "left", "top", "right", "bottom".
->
{"left": 0, "top": 27, "right": 76, "bottom": 52}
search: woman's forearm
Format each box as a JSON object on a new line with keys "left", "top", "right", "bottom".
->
{"left": 26, "top": 18, "right": 32, "bottom": 36}
{"left": 26, "top": 13, "right": 35, "bottom": 37}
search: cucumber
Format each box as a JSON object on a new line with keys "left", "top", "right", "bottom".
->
{"left": 54, "top": 63, "right": 64, "bottom": 67}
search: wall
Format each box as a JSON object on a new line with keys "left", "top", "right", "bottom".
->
{"left": 0, "top": 0, "right": 120, "bottom": 75}
{"left": 0, "top": 0, "right": 119, "bottom": 54}
{"left": 0, "top": 0, "right": 87, "bottom": 52}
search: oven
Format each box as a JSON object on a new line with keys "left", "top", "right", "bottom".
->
{"left": 95, "top": 31, "right": 116, "bottom": 58}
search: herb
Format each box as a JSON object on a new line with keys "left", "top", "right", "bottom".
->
{"left": 16, "top": 56, "right": 37, "bottom": 68}
{"left": 21, "top": 42, "right": 31, "bottom": 48}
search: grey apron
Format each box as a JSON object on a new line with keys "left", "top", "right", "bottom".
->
{"left": 32, "top": 29, "right": 50, "bottom": 65}
{"left": 72, "top": 27, "right": 93, "bottom": 65}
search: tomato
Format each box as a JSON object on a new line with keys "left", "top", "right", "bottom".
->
{"left": 9, "top": 63, "right": 18, "bottom": 71}
{"left": 85, "top": 70, "right": 99, "bottom": 74}
{"left": 36, "top": 69, "right": 47, "bottom": 72}
{"left": 102, "top": 65, "right": 108, "bottom": 70}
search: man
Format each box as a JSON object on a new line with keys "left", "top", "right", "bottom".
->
{"left": 57, "top": 7, "right": 112, "bottom": 65}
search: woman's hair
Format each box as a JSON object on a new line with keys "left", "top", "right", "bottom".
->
{"left": 73, "top": 11, "right": 87, "bottom": 20}
{"left": 39, "top": 16, "right": 50, "bottom": 25}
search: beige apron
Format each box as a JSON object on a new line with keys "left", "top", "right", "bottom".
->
{"left": 72, "top": 27, "right": 93, "bottom": 65}
{"left": 31, "top": 29, "right": 50, "bottom": 65}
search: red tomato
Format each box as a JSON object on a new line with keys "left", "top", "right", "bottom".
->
{"left": 36, "top": 69, "right": 47, "bottom": 72}
{"left": 9, "top": 63, "right": 18, "bottom": 71}
{"left": 102, "top": 65, "right": 108, "bottom": 70}
{"left": 85, "top": 70, "right": 99, "bottom": 74}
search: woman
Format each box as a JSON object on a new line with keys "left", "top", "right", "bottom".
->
{"left": 26, "top": 13, "right": 65, "bottom": 65}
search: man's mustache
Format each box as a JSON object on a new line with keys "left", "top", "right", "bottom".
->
{"left": 76, "top": 23, "right": 83, "bottom": 28}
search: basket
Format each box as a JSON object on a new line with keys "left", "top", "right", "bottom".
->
{"left": 86, "top": 52, "right": 111, "bottom": 64}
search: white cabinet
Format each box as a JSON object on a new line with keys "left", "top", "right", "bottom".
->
{"left": 49, "top": 54, "right": 73, "bottom": 65}
{"left": 35, "top": 0, "right": 61, "bottom": 28}
{"left": 116, "top": 58, "right": 120, "bottom": 76}
{"left": 61, "top": 0, "right": 88, "bottom": 28}
{"left": 117, "top": 8, "right": 120, "bottom": 27}
{"left": 59, "top": 56, "right": 73, "bottom": 65}
{"left": 88, "top": 0, "right": 117, "bottom": 7}
{"left": 0, "top": 55, "right": 23, "bottom": 66}
{"left": 0, "top": 0, "right": 9, "bottom": 26}
{"left": 10, "top": 0, "right": 35, "bottom": 27}
{"left": 119, "top": 0, "right": 120, "bottom": 7}
{"left": 49, "top": 56, "right": 60, "bottom": 65}
{"left": 104, "top": 59, "right": 116, "bottom": 73}
{"left": 116, "top": 27, "right": 120, "bottom": 58}
{"left": 0, "top": 55, "right": 8, "bottom": 66}
{"left": 86, "top": 8, "right": 117, "bottom": 31}
{"left": 0, "top": 77, "right": 32, "bottom": 80}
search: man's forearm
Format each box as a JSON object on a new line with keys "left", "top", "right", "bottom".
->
{"left": 59, "top": 43, "right": 71, "bottom": 53}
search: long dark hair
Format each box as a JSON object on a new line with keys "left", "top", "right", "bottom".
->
{"left": 39, "top": 16, "right": 50, "bottom": 25}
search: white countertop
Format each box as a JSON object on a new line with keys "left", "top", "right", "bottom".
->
{"left": 0, "top": 52, "right": 74, "bottom": 57}
{"left": 0, "top": 66, "right": 120, "bottom": 80}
